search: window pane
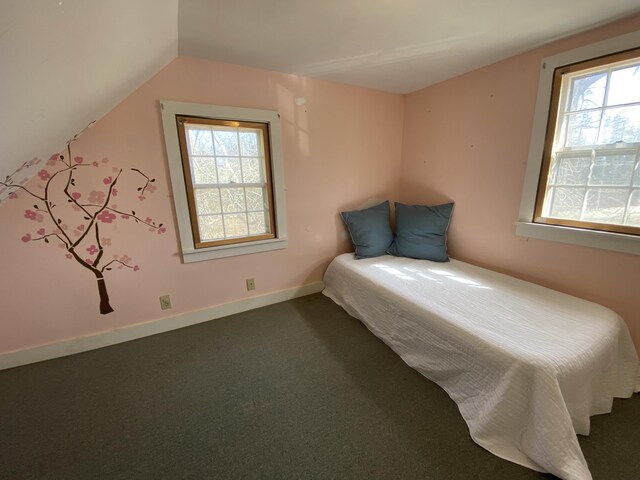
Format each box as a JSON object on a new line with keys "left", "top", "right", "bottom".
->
{"left": 564, "top": 111, "right": 601, "bottom": 146}
{"left": 213, "top": 130, "right": 239, "bottom": 156}
{"left": 239, "top": 131, "right": 260, "bottom": 156}
{"left": 195, "top": 188, "right": 221, "bottom": 214}
{"left": 177, "top": 116, "right": 277, "bottom": 248}
{"left": 598, "top": 105, "right": 640, "bottom": 144}
{"left": 548, "top": 187, "right": 585, "bottom": 219}
{"left": 242, "top": 157, "right": 263, "bottom": 183}
{"left": 536, "top": 51, "right": 640, "bottom": 234}
{"left": 583, "top": 189, "right": 627, "bottom": 224}
{"left": 626, "top": 190, "right": 640, "bottom": 226}
{"left": 220, "top": 188, "right": 246, "bottom": 213}
{"left": 246, "top": 187, "right": 265, "bottom": 211}
{"left": 191, "top": 157, "right": 217, "bottom": 184}
{"left": 224, "top": 213, "right": 248, "bottom": 237}
{"left": 590, "top": 155, "right": 635, "bottom": 186}
{"left": 568, "top": 72, "right": 606, "bottom": 111}
{"left": 216, "top": 157, "right": 241, "bottom": 184}
{"left": 187, "top": 128, "right": 214, "bottom": 155}
{"left": 553, "top": 156, "right": 591, "bottom": 185}
{"left": 198, "top": 214, "right": 224, "bottom": 241}
{"left": 607, "top": 65, "right": 640, "bottom": 106}
{"left": 248, "top": 211, "right": 268, "bottom": 235}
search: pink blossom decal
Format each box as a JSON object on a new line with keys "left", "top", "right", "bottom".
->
{"left": 97, "top": 210, "right": 116, "bottom": 224}
{"left": 47, "top": 154, "right": 60, "bottom": 166}
{"left": 88, "top": 190, "right": 105, "bottom": 204}
{"left": 37, "top": 170, "right": 51, "bottom": 181}
{"left": 24, "top": 209, "right": 37, "bottom": 220}
{"left": 21, "top": 233, "right": 31, "bottom": 243}
{"left": 74, "top": 156, "right": 84, "bottom": 164}
{"left": 87, "top": 245, "right": 98, "bottom": 255}
{"left": 103, "top": 176, "right": 113, "bottom": 185}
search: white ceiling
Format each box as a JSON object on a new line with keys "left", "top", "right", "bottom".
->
{"left": 1, "top": 0, "right": 640, "bottom": 192}
{"left": 0, "top": 0, "right": 178, "bottom": 192}
{"left": 179, "top": 0, "right": 640, "bottom": 94}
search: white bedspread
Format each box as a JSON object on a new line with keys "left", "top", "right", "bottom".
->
{"left": 323, "top": 254, "right": 639, "bottom": 480}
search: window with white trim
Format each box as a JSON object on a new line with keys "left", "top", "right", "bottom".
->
{"left": 517, "top": 31, "right": 640, "bottom": 256}
{"left": 160, "top": 101, "right": 288, "bottom": 263}
{"left": 535, "top": 48, "right": 640, "bottom": 235}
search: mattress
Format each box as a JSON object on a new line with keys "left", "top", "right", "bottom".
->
{"left": 322, "top": 253, "right": 639, "bottom": 480}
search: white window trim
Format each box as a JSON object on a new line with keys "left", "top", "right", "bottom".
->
{"left": 160, "top": 101, "right": 288, "bottom": 263}
{"left": 517, "top": 30, "right": 640, "bottom": 256}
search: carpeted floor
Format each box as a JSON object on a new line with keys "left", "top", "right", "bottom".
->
{"left": 0, "top": 293, "right": 638, "bottom": 480}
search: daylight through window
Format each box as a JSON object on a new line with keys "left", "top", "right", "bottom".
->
{"left": 176, "top": 116, "right": 276, "bottom": 248}
{"left": 535, "top": 47, "right": 640, "bottom": 235}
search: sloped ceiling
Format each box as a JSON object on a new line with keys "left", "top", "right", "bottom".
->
{"left": 0, "top": 0, "right": 178, "bottom": 193}
{"left": 2, "top": 0, "right": 640, "bottom": 193}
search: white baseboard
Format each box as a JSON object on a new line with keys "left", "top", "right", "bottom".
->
{"left": 0, "top": 281, "right": 324, "bottom": 371}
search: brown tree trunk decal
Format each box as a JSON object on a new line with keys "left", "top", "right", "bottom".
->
{"left": 0, "top": 127, "right": 166, "bottom": 315}
{"left": 95, "top": 273, "right": 114, "bottom": 315}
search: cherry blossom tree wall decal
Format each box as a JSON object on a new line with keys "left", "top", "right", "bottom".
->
{"left": 0, "top": 134, "right": 166, "bottom": 315}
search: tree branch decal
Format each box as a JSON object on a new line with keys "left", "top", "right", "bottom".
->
{"left": 0, "top": 129, "right": 166, "bottom": 315}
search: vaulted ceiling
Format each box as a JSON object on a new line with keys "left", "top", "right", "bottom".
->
{"left": 1, "top": 0, "right": 639, "bottom": 194}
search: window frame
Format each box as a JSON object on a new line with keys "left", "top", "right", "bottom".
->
{"left": 534, "top": 48, "right": 640, "bottom": 236}
{"left": 161, "top": 101, "right": 288, "bottom": 263}
{"left": 176, "top": 115, "right": 277, "bottom": 248}
{"left": 517, "top": 30, "right": 640, "bottom": 256}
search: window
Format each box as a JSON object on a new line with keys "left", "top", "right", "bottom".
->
{"left": 176, "top": 116, "right": 276, "bottom": 248}
{"left": 161, "top": 101, "right": 287, "bottom": 263}
{"left": 535, "top": 48, "right": 640, "bottom": 235}
{"left": 518, "top": 30, "right": 640, "bottom": 256}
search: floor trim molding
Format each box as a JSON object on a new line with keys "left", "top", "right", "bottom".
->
{"left": 0, "top": 281, "right": 324, "bottom": 371}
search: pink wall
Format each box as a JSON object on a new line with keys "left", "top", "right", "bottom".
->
{"left": 2, "top": 16, "right": 638, "bottom": 359}
{"left": 0, "top": 57, "right": 404, "bottom": 354}
{"left": 400, "top": 15, "right": 640, "bottom": 352}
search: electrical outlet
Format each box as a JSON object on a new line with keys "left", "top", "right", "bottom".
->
{"left": 159, "top": 295, "right": 172, "bottom": 310}
{"left": 246, "top": 278, "right": 256, "bottom": 291}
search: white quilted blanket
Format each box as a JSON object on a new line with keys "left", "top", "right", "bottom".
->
{"left": 322, "top": 254, "right": 639, "bottom": 480}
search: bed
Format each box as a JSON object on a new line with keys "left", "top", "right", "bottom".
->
{"left": 323, "top": 253, "right": 639, "bottom": 480}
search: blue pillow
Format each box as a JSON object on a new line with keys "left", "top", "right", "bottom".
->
{"left": 387, "top": 202, "right": 454, "bottom": 262}
{"left": 341, "top": 201, "right": 394, "bottom": 259}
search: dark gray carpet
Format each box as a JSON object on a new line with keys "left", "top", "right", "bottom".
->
{"left": 0, "top": 293, "right": 638, "bottom": 480}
